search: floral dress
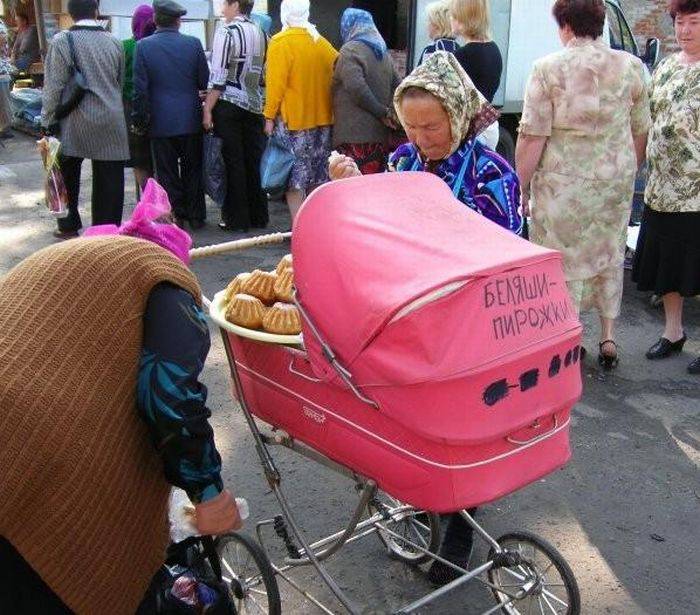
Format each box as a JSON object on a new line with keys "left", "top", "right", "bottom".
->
{"left": 644, "top": 54, "right": 700, "bottom": 214}
{"left": 631, "top": 54, "right": 700, "bottom": 298}
{"left": 519, "top": 38, "right": 650, "bottom": 317}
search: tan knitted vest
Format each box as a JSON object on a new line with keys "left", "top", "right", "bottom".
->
{"left": 0, "top": 236, "right": 202, "bottom": 614}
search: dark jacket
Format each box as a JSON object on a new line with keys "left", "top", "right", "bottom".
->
{"left": 133, "top": 28, "right": 209, "bottom": 138}
{"left": 331, "top": 40, "right": 400, "bottom": 147}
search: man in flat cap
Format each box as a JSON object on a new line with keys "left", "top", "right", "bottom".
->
{"left": 133, "top": 0, "right": 210, "bottom": 229}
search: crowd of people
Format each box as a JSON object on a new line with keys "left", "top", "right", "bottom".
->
{"left": 0, "top": 0, "right": 699, "bottom": 609}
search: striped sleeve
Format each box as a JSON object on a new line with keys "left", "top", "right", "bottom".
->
{"left": 209, "top": 25, "right": 233, "bottom": 90}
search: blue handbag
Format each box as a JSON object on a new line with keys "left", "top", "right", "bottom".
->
{"left": 260, "top": 134, "right": 294, "bottom": 194}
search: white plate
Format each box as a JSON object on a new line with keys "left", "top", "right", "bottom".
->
{"left": 209, "top": 291, "right": 303, "bottom": 346}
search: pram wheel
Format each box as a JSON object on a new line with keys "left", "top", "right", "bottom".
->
{"left": 367, "top": 492, "right": 441, "bottom": 565}
{"left": 215, "top": 532, "right": 281, "bottom": 615}
{"left": 487, "top": 531, "right": 580, "bottom": 615}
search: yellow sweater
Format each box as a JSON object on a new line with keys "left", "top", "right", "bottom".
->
{"left": 264, "top": 28, "right": 338, "bottom": 131}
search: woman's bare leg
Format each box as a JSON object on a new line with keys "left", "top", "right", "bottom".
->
{"left": 134, "top": 167, "right": 150, "bottom": 190}
{"left": 662, "top": 292, "right": 684, "bottom": 341}
{"left": 599, "top": 316, "right": 616, "bottom": 356}
{"left": 285, "top": 189, "right": 304, "bottom": 221}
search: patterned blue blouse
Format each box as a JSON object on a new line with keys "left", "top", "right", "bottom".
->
{"left": 388, "top": 139, "right": 523, "bottom": 235}
{"left": 138, "top": 283, "right": 224, "bottom": 504}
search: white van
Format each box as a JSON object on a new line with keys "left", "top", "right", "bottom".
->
{"left": 407, "top": 0, "right": 660, "bottom": 161}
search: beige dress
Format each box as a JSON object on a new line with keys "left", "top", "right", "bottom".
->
{"left": 519, "top": 38, "right": 650, "bottom": 318}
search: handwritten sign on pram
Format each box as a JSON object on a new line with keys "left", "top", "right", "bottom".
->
{"left": 484, "top": 272, "right": 574, "bottom": 341}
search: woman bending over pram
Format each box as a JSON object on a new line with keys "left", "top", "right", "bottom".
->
{"left": 330, "top": 51, "right": 524, "bottom": 585}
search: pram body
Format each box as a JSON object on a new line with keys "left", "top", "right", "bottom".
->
{"left": 226, "top": 172, "right": 582, "bottom": 513}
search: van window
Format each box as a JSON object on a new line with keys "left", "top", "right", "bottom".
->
{"left": 618, "top": 13, "right": 637, "bottom": 54}
{"left": 605, "top": 3, "right": 638, "bottom": 55}
{"left": 605, "top": 3, "right": 624, "bottom": 50}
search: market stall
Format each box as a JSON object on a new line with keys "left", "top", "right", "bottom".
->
{"left": 1, "top": 0, "right": 219, "bottom": 135}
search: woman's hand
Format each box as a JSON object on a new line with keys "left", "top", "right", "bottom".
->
{"left": 329, "top": 154, "right": 362, "bottom": 180}
{"left": 194, "top": 489, "right": 243, "bottom": 535}
{"left": 202, "top": 109, "right": 213, "bottom": 132}
{"left": 264, "top": 119, "right": 274, "bottom": 136}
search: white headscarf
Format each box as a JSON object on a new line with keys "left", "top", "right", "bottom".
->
{"left": 280, "top": 0, "right": 320, "bottom": 41}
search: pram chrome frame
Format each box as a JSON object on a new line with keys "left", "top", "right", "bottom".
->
{"left": 193, "top": 234, "right": 581, "bottom": 615}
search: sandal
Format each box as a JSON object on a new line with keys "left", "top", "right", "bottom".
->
{"left": 598, "top": 340, "right": 619, "bottom": 370}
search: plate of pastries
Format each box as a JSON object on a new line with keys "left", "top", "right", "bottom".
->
{"left": 209, "top": 254, "right": 303, "bottom": 345}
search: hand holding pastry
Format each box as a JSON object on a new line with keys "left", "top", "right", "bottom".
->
{"left": 329, "top": 152, "right": 361, "bottom": 181}
{"left": 194, "top": 490, "right": 242, "bottom": 535}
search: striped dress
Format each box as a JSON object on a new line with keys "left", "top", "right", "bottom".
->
{"left": 41, "top": 26, "right": 129, "bottom": 161}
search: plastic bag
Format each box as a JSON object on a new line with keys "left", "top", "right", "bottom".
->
{"left": 37, "top": 136, "right": 69, "bottom": 218}
{"left": 9, "top": 87, "right": 42, "bottom": 120}
{"left": 203, "top": 132, "right": 226, "bottom": 206}
{"left": 260, "top": 134, "right": 294, "bottom": 194}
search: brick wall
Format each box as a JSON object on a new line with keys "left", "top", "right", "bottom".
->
{"left": 619, "top": 0, "right": 677, "bottom": 55}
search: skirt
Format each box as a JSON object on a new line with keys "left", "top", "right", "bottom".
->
{"left": 276, "top": 121, "right": 332, "bottom": 191}
{"left": 632, "top": 206, "right": 700, "bottom": 297}
{"left": 123, "top": 101, "right": 152, "bottom": 171}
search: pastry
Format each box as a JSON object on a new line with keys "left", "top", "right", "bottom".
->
{"left": 223, "top": 272, "right": 251, "bottom": 304}
{"left": 241, "top": 269, "right": 277, "bottom": 304}
{"left": 225, "top": 294, "right": 265, "bottom": 329}
{"left": 276, "top": 254, "right": 293, "bottom": 275}
{"left": 274, "top": 268, "right": 295, "bottom": 303}
{"left": 263, "top": 302, "right": 302, "bottom": 335}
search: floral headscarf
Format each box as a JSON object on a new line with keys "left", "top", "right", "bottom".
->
{"left": 132, "top": 5, "right": 155, "bottom": 41}
{"left": 393, "top": 51, "right": 499, "bottom": 156}
{"left": 281, "top": 0, "right": 320, "bottom": 41}
{"left": 340, "top": 8, "right": 387, "bottom": 60}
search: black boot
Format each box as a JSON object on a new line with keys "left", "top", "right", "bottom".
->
{"left": 427, "top": 509, "right": 477, "bottom": 586}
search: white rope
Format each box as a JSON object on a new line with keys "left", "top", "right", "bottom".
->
{"left": 189, "top": 232, "right": 292, "bottom": 260}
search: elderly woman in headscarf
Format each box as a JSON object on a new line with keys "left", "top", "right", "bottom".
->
{"left": 330, "top": 51, "right": 522, "bottom": 235}
{"left": 330, "top": 52, "right": 522, "bottom": 587}
{"left": 0, "top": 179, "right": 242, "bottom": 613}
{"left": 332, "top": 8, "right": 401, "bottom": 174}
{"left": 264, "top": 0, "right": 338, "bottom": 220}
{"left": 123, "top": 4, "right": 156, "bottom": 189}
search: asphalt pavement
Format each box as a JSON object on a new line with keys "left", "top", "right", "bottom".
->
{"left": 1, "top": 131, "right": 698, "bottom": 614}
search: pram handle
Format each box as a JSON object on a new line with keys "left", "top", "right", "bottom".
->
{"left": 506, "top": 415, "right": 559, "bottom": 445}
{"left": 189, "top": 231, "right": 292, "bottom": 260}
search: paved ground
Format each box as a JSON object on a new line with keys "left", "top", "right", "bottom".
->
{"left": 1, "top": 132, "right": 698, "bottom": 614}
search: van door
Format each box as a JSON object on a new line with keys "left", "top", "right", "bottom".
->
{"left": 604, "top": 1, "right": 639, "bottom": 56}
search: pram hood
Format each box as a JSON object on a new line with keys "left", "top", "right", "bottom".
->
{"left": 293, "top": 172, "right": 578, "bottom": 386}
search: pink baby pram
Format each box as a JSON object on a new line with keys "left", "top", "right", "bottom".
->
{"left": 203, "top": 172, "right": 583, "bottom": 614}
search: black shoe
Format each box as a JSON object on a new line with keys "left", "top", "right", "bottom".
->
{"left": 646, "top": 334, "right": 687, "bottom": 360}
{"left": 189, "top": 219, "right": 205, "bottom": 230}
{"left": 53, "top": 229, "right": 80, "bottom": 240}
{"left": 688, "top": 356, "right": 700, "bottom": 375}
{"left": 598, "top": 340, "right": 619, "bottom": 370}
{"left": 0, "top": 130, "right": 14, "bottom": 140}
{"left": 218, "top": 221, "right": 249, "bottom": 232}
